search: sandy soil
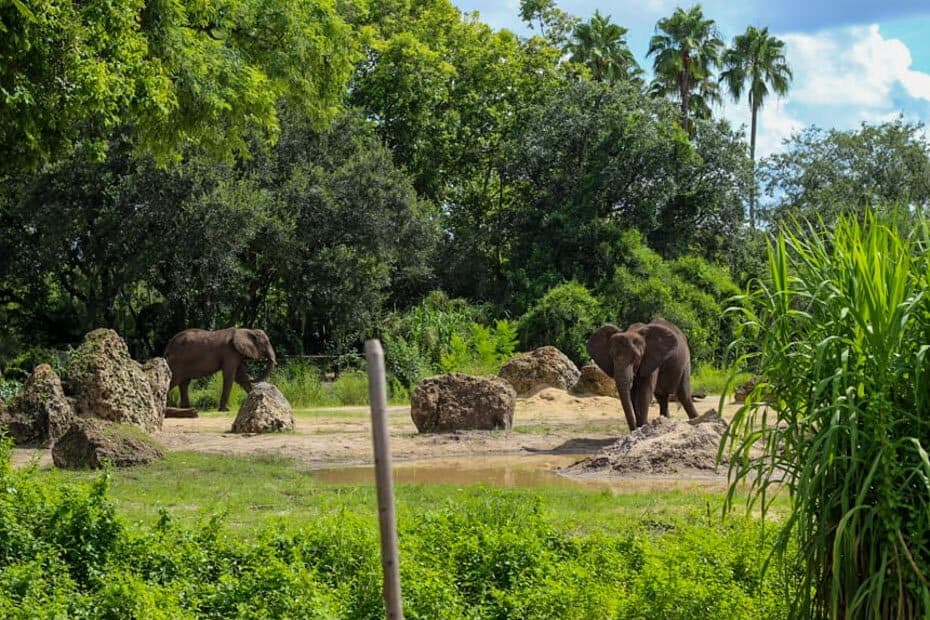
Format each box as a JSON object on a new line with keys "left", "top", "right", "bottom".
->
{"left": 11, "top": 389, "right": 743, "bottom": 485}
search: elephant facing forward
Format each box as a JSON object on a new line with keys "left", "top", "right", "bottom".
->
{"left": 164, "top": 328, "right": 277, "bottom": 411}
{"left": 587, "top": 319, "right": 699, "bottom": 432}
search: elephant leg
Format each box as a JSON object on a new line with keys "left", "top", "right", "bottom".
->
{"left": 219, "top": 367, "right": 235, "bottom": 412}
{"left": 178, "top": 380, "right": 192, "bottom": 409}
{"left": 634, "top": 374, "right": 657, "bottom": 428}
{"left": 676, "top": 372, "right": 700, "bottom": 419}
{"left": 656, "top": 392, "right": 670, "bottom": 418}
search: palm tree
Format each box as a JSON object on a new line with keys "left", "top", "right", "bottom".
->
{"left": 721, "top": 26, "right": 792, "bottom": 228}
{"left": 568, "top": 11, "right": 641, "bottom": 84}
{"left": 647, "top": 5, "right": 723, "bottom": 135}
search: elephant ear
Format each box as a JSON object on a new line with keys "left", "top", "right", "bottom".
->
{"left": 232, "top": 329, "right": 261, "bottom": 360}
{"left": 587, "top": 324, "right": 622, "bottom": 377}
{"left": 636, "top": 322, "right": 678, "bottom": 378}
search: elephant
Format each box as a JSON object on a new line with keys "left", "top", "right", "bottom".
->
{"left": 587, "top": 319, "right": 699, "bottom": 432}
{"left": 164, "top": 328, "right": 277, "bottom": 412}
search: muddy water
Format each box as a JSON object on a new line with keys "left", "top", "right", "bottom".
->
{"left": 313, "top": 454, "right": 727, "bottom": 492}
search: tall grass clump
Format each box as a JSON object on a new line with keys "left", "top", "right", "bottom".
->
{"left": 722, "top": 209, "right": 930, "bottom": 618}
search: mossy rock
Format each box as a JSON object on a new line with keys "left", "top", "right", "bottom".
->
{"left": 52, "top": 418, "right": 164, "bottom": 469}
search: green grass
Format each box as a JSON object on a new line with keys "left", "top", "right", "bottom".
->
{"left": 168, "top": 366, "right": 410, "bottom": 411}
{"left": 691, "top": 362, "right": 752, "bottom": 396}
{"left": 41, "top": 451, "right": 731, "bottom": 534}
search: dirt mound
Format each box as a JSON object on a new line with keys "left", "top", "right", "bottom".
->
{"left": 566, "top": 414, "right": 728, "bottom": 475}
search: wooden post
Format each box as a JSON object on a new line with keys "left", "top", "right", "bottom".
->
{"left": 365, "top": 339, "right": 404, "bottom": 620}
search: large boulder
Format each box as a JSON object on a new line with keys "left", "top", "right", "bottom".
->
{"left": 65, "top": 329, "right": 162, "bottom": 433}
{"left": 571, "top": 363, "right": 618, "bottom": 398}
{"left": 411, "top": 373, "right": 516, "bottom": 432}
{"left": 142, "top": 357, "right": 172, "bottom": 418}
{"left": 0, "top": 364, "right": 75, "bottom": 446}
{"left": 231, "top": 382, "right": 294, "bottom": 433}
{"left": 498, "top": 346, "right": 581, "bottom": 397}
{"left": 51, "top": 418, "right": 164, "bottom": 469}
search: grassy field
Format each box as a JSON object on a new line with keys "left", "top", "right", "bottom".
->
{"left": 39, "top": 451, "right": 750, "bottom": 534}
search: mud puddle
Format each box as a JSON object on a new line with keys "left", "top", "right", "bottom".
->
{"left": 313, "top": 454, "right": 727, "bottom": 492}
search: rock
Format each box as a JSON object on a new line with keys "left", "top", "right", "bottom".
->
{"left": 734, "top": 377, "right": 759, "bottom": 403}
{"left": 499, "top": 346, "right": 581, "bottom": 397}
{"left": 231, "top": 382, "right": 294, "bottom": 433}
{"left": 65, "top": 329, "right": 162, "bottom": 433}
{"left": 571, "top": 364, "right": 618, "bottom": 398}
{"left": 0, "top": 364, "right": 75, "bottom": 446}
{"left": 52, "top": 418, "right": 164, "bottom": 469}
{"left": 142, "top": 357, "right": 172, "bottom": 418}
{"left": 411, "top": 373, "right": 516, "bottom": 432}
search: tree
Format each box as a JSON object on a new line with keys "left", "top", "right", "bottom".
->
{"left": 567, "top": 11, "right": 641, "bottom": 84}
{"left": 759, "top": 119, "right": 930, "bottom": 228}
{"left": 0, "top": 0, "right": 357, "bottom": 173}
{"left": 647, "top": 5, "right": 723, "bottom": 136}
{"left": 439, "top": 80, "right": 697, "bottom": 310}
{"left": 349, "top": 0, "right": 564, "bottom": 203}
{"left": 721, "top": 26, "right": 792, "bottom": 228}
{"left": 518, "top": 0, "right": 578, "bottom": 48}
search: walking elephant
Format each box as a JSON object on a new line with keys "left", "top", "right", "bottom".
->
{"left": 164, "top": 328, "right": 277, "bottom": 411}
{"left": 587, "top": 319, "right": 699, "bottom": 432}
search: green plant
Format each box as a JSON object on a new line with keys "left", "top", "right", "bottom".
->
{"left": 518, "top": 282, "right": 605, "bottom": 366}
{"left": 440, "top": 320, "right": 518, "bottom": 376}
{"left": 723, "top": 209, "right": 930, "bottom": 618}
{"left": 332, "top": 371, "right": 370, "bottom": 406}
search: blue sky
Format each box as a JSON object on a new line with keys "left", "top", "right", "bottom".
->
{"left": 453, "top": 1, "right": 930, "bottom": 156}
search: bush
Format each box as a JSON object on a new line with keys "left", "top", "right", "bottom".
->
{"left": 518, "top": 282, "right": 605, "bottom": 367}
{"left": 0, "top": 441, "right": 788, "bottom": 619}
{"left": 598, "top": 232, "right": 740, "bottom": 363}
{"left": 380, "top": 292, "right": 507, "bottom": 387}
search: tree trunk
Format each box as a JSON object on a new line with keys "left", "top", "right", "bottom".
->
{"left": 749, "top": 100, "right": 759, "bottom": 229}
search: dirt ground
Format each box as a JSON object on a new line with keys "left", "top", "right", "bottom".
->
{"left": 11, "top": 389, "right": 743, "bottom": 486}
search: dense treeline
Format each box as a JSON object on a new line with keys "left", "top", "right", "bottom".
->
{"left": 1, "top": 0, "right": 929, "bottom": 388}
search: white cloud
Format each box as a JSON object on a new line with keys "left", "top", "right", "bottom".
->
{"left": 717, "top": 24, "right": 930, "bottom": 157}
{"left": 784, "top": 25, "right": 930, "bottom": 107}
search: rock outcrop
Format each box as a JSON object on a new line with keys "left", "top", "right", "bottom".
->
{"left": 51, "top": 419, "right": 164, "bottom": 469}
{"left": 231, "top": 382, "right": 294, "bottom": 433}
{"left": 411, "top": 373, "right": 516, "bottom": 432}
{"left": 0, "top": 364, "right": 74, "bottom": 446}
{"left": 571, "top": 363, "right": 618, "bottom": 398}
{"left": 65, "top": 329, "right": 162, "bottom": 432}
{"left": 498, "top": 346, "right": 580, "bottom": 397}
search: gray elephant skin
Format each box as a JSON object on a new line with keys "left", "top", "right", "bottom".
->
{"left": 587, "top": 319, "right": 699, "bottom": 432}
{"left": 164, "top": 328, "right": 277, "bottom": 411}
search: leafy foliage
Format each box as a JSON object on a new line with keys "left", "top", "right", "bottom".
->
{"left": 518, "top": 282, "right": 605, "bottom": 367}
{"left": 724, "top": 210, "right": 930, "bottom": 617}
{"left": 759, "top": 119, "right": 930, "bottom": 228}
{"left": 0, "top": 0, "right": 357, "bottom": 172}
{"left": 0, "top": 442, "right": 788, "bottom": 618}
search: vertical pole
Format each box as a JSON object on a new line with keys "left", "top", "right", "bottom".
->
{"left": 365, "top": 339, "right": 404, "bottom": 620}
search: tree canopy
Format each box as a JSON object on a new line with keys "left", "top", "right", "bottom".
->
{"left": 0, "top": 0, "right": 357, "bottom": 173}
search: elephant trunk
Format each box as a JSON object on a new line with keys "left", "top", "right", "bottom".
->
{"left": 252, "top": 358, "right": 275, "bottom": 382}
{"left": 615, "top": 370, "right": 637, "bottom": 432}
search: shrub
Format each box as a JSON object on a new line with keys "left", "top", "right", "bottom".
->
{"left": 723, "top": 210, "right": 930, "bottom": 618}
{"left": 518, "top": 282, "right": 605, "bottom": 367}
{"left": 439, "top": 320, "right": 518, "bottom": 376}
{"left": 599, "top": 232, "right": 740, "bottom": 363}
